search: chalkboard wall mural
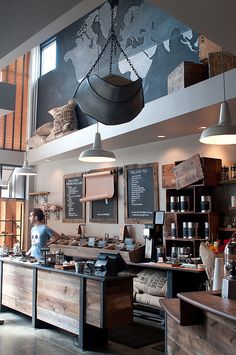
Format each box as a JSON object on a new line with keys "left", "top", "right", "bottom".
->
{"left": 37, "top": 0, "right": 199, "bottom": 128}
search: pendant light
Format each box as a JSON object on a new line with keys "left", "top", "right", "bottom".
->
{"left": 0, "top": 178, "right": 8, "bottom": 188}
{"left": 79, "top": 124, "right": 116, "bottom": 162}
{"left": 14, "top": 146, "right": 37, "bottom": 176}
{"left": 200, "top": 50, "right": 236, "bottom": 145}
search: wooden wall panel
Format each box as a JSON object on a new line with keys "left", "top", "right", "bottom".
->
{"left": 37, "top": 270, "right": 80, "bottom": 334}
{"left": 105, "top": 279, "right": 133, "bottom": 327}
{"left": 2, "top": 263, "right": 33, "bottom": 316}
{"left": 0, "top": 53, "right": 29, "bottom": 151}
{"left": 86, "top": 279, "right": 101, "bottom": 327}
{"left": 166, "top": 312, "right": 236, "bottom": 355}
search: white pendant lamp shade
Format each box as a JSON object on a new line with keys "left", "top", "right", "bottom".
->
{"left": 0, "top": 178, "right": 8, "bottom": 187}
{"left": 79, "top": 132, "right": 116, "bottom": 163}
{"left": 200, "top": 102, "right": 236, "bottom": 145}
{"left": 14, "top": 160, "right": 37, "bottom": 176}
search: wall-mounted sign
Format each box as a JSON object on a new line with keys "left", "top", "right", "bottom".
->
{"left": 88, "top": 168, "right": 118, "bottom": 224}
{"left": 63, "top": 173, "right": 85, "bottom": 223}
{"left": 124, "top": 163, "right": 159, "bottom": 224}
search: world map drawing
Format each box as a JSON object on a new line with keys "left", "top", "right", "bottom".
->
{"left": 64, "top": 0, "right": 198, "bottom": 102}
{"left": 37, "top": 0, "right": 199, "bottom": 127}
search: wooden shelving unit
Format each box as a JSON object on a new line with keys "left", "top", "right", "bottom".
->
{"left": 28, "top": 192, "right": 50, "bottom": 203}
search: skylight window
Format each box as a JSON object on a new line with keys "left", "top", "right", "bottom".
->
{"left": 41, "top": 40, "right": 57, "bottom": 76}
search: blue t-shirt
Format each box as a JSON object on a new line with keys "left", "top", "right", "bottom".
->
{"left": 30, "top": 224, "right": 54, "bottom": 259}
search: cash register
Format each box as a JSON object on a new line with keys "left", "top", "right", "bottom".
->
{"left": 93, "top": 252, "right": 127, "bottom": 277}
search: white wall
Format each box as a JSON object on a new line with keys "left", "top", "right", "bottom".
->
{"left": 34, "top": 132, "right": 236, "bottom": 242}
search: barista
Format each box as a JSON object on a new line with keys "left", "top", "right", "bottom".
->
{"left": 26, "top": 208, "right": 60, "bottom": 260}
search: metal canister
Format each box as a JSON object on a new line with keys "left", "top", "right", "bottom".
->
{"left": 170, "top": 196, "right": 178, "bottom": 212}
{"left": 183, "top": 222, "right": 188, "bottom": 238}
{"left": 180, "top": 196, "right": 189, "bottom": 212}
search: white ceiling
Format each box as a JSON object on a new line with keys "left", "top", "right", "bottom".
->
{"left": 1, "top": 0, "right": 236, "bottom": 159}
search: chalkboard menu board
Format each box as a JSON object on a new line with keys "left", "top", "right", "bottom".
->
{"left": 89, "top": 169, "right": 118, "bottom": 224}
{"left": 124, "top": 163, "right": 159, "bottom": 224}
{"left": 63, "top": 173, "right": 85, "bottom": 223}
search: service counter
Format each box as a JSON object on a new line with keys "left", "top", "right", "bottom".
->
{"left": 0, "top": 257, "right": 134, "bottom": 350}
{"left": 160, "top": 290, "right": 236, "bottom": 354}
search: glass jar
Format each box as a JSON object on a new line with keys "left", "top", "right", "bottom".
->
{"left": 231, "top": 164, "right": 236, "bottom": 180}
{"left": 55, "top": 249, "right": 64, "bottom": 265}
{"left": 221, "top": 166, "right": 229, "bottom": 181}
{"left": 224, "top": 236, "right": 236, "bottom": 279}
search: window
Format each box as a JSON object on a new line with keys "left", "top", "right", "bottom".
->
{"left": 0, "top": 165, "right": 25, "bottom": 199}
{"left": 41, "top": 39, "right": 57, "bottom": 76}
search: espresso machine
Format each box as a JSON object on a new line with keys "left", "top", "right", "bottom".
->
{"left": 143, "top": 211, "right": 165, "bottom": 260}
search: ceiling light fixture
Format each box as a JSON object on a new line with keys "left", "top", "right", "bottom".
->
{"left": 14, "top": 147, "right": 37, "bottom": 176}
{"left": 200, "top": 50, "right": 236, "bottom": 145}
{"left": 157, "top": 135, "right": 166, "bottom": 138}
{"left": 0, "top": 178, "right": 8, "bottom": 188}
{"left": 79, "top": 124, "right": 116, "bottom": 163}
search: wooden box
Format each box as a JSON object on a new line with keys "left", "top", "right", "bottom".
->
{"left": 162, "top": 156, "right": 222, "bottom": 190}
{"left": 198, "top": 35, "right": 222, "bottom": 62}
{"left": 168, "top": 61, "right": 208, "bottom": 94}
{"left": 162, "top": 164, "right": 176, "bottom": 188}
{"left": 208, "top": 51, "right": 236, "bottom": 77}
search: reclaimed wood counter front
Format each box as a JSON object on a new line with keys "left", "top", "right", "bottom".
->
{"left": 160, "top": 291, "right": 236, "bottom": 354}
{"left": 0, "top": 258, "right": 133, "bottom": 350}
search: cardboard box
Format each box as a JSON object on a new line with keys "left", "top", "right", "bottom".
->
{"left": 168, "top": 61, "right": 208, "bottom": 94}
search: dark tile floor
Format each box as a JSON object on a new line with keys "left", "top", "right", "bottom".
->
{"left": 0, "top": 311, "right": 165, "bottom": 354}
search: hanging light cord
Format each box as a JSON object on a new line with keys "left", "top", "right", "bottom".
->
{"left": 222, "top": 49, "right": 226, "bottom": 102}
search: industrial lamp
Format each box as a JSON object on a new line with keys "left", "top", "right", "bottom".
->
{"left": 0, "top": 178, "right": 8, "bottom": 188}
{"left": 200, "top": 51, "right": 236, "bottom": 145}
{"left": 79, "top": 125, "right": 116, "bottom": 163}
{"left": 14, "top": 147, "right": 37, "bottom": 176}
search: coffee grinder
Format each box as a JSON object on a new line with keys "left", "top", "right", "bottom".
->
{"left": 143, "top": 211, "right": 165, "bottom": 261}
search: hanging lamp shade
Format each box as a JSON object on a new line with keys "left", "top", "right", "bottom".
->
{"left": 79, "top": 132, "right": 116, "bottom": 162}
{"left": 14, "top": 160, "right": 37, "bottom": 176}
{"left": 74, "top": 74, "right": 144, "bottom": 125}
{"left": 0, "top": 178, "right": 8, "bottom": 188}
{"left": 200, "top": 102, "right": 236, "bottom": 145}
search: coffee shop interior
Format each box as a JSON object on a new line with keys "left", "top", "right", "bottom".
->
{"left": 0, "top": 0, "right": 236, "bottom": 354}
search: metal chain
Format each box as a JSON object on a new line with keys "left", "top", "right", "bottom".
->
{"left": 74, "top": 0, "right": 140, "bottom": 95}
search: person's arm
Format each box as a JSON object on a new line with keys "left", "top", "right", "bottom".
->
{"left": 45, "top": 227, "right": 61, "bottom": 246}
{"left": 26, "top": 247, "right": 32, "bottom": 256}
